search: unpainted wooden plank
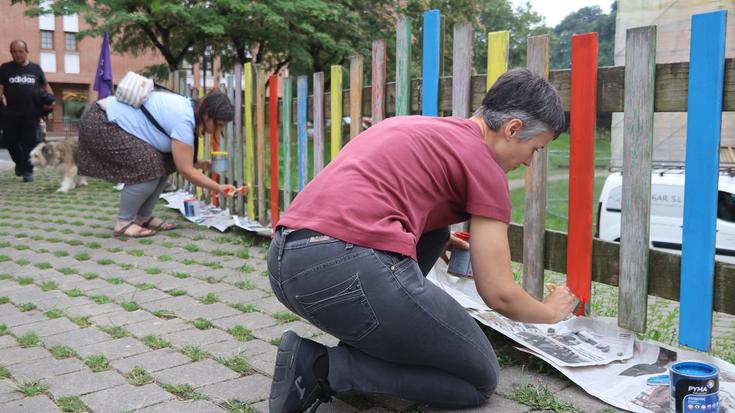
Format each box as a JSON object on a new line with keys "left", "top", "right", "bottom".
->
{"left": 313, "top": 72, "right": 325, "bottom": 177}
{"left": 619, "top": 26, "right": 656, "bottom": 333}
{"left": 522, "top": 35, "right": 550, "bottom": 300}
{"left": 452, "top": 21, "right": 472, "bottom": 119}
{"left": 395, "top": 15, "right": 411, "bottom": 116}
{"left": 350, "top": 55, "right": 364, "bottom": 139}
{"left": 679, "top": 10, "right": 728, "bottom": 352}
{"left": 372, "top": 39, "right": 387, "bottom": 123}
{"left": 567, "top": 32, "right": 598, "bottom": 315}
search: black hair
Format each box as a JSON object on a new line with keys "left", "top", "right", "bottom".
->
{"left": 194, "top": 90, "right": 234, "bottom": 134}
{"left": 475, "top": 68, "right": 565, "bottom": 139}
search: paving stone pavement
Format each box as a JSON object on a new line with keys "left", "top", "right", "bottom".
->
{"left": 0, "top": 168, "right": 640, "bottom": 412}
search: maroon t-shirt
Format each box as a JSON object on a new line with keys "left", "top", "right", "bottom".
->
{"left": 278, "top": 115, "right": 511, "bottom": 260}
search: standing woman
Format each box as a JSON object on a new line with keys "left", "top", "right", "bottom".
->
{"left": 78, "top": 90, "right": 240, "bottom": 238}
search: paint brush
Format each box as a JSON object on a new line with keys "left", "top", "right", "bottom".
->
{"left": 545, "top": 284, "right": 582, "bottom": 315}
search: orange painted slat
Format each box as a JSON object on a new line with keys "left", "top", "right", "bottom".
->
{"left": 566, "top": 33, "right": 597, "bottom": 315}
{"left": 269, "top": 75, "right": 280, "bottom": 226}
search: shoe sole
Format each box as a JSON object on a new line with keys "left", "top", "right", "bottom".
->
{"left": 269, "top": 330, "right": 301, "bottom": 413}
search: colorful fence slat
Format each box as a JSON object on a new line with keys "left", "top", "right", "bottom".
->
{"left": 256, "top": 66, "right": 266, "bottom": 224}
{"left": 566, "top": 32, "right": 598, "bottom": 315}
{"left": 331, "top": 65, "right": 343, "bottom": 160}
{"left": 282, "top": 77, "right": 292, "bottom": 209}
{"left": 297, "top": 75, "right": 308, "bottom": 191}
{"left": 395, "top": 15, "right": 411, "bottom": 116}
{"left": 486, "top": 31, "right": 509, "bottom": 90}
{"left": 522, "top": 35, "right": 550, "bottom": 300}
{"left": 679, "top": 10, "right": 728, "bottom": 352}
{"left": 372, "top": 39, "right": 387, "bottom": 123}
{"left": 618, "top": 26, "right": 657, "bottom": 333}
{"left": 234, "top": 65, "right": 245, "bottom": 215}
{"left": 422, "top": 9, "right": 441, "bottom": 116}
{"left": 244, "top": 63, "right": 255, "bottom": 220}
{"left": 350, "top": 55, "right": 363, "bottom": 139}
{"left": 313, "top": 72, "right": 325, "bottom": 176}
{"left": 451, "top": 21, "right": 472, "bottom": 119}
{"left": 269, "top": 74, "right": 280, "bottom": 226}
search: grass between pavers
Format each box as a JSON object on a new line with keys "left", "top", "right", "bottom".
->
{"left": 179, "top": 345, "right": 211, "bottom": 361}
{"left": 18, "top": 303, "right": 37, "bottom": 312}
{"left": 230, "top": 304, "right": 258, "bottom": 313}
{"left": 192, "top": 318, "right": 213, "bottom": 330}
{"left": 507, "top": 383, "right": 581, "bottom": 412}
{"left": 56, "top": 395, "right": 86, "bottom": 412}
{"left": 273, "top": 311, "right": 300, "bottom": 323}
{"left": 16, "top": 380, "right": 48, "bottom": 396}
{"left": 227, "top": 326, "right": 253, "bottom": 342}
{"left": 50, "top": 345, "right": 78, "bottom": 359}
{"left": 84, "top": 354, "right": 111, "bottom": 372}
{"left": 126, "top": 366, "right": 154, "bottom": 386}
{"left": 0, "top": 366, "right": 10, "bottom": 379}
{"left": 141, "top": 335, "right": 170, "bottom": 349}
{"left": 0, "top": 324, "right": 7, "bottom": 335}
{"left": 218, "top": 400, "right": 257, "bottom": 413}
{"left": 153, "top": 310, "right": 177, "bottom": 319}
{"left": 100, "top": 325, "right": 129, "bottom": 339}
{"left": 161, "top": 383, "right": 206, "bottom": 400}
{"left": 199, "top": 293, "right": 219, "bottom": 304}
{"left": 218, "top": 355, "right": 252, "bottom": 375}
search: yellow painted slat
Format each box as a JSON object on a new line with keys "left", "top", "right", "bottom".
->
{"left": 487, "top": 31, "right": 510, "bottom": 90}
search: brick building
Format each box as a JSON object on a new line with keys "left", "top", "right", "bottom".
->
{"left": 0, "top": 3, "right": 163, "bottom": 135}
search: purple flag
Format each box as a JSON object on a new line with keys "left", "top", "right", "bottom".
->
{"left": 93, "top": 32, "right": 113, "bottom": 99}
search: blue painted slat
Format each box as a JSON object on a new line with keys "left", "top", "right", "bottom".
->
{"left": 422, "top": 9, "right": 440, "bottom": 116}
{"left": 297, "top": 76, "right": 308, "bottom": 191}
{"left": 679, "top": 9, "right": 728, "bottom": 352}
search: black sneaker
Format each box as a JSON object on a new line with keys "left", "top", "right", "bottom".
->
{"left": 22, "top": 173, "right": 33, "bottom": 182}
{"left": 269, "top": 331, "right": 333, "bottom": 413}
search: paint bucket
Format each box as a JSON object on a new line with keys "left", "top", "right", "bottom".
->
{"left": 211, "top": 151, "right": 228, "bottom": 174}
{"left": 447, "top": 231, "right": 473, "bottom": 278}
{"left": 183, "top": 198, "right": 200, "bottom": 217}
{"left": 669, "top": 361, "right": 719, "bottom": 413}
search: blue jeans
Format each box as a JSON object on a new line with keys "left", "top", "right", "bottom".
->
{"left": 267, "top": 227, "right": 499, "bottom": 407}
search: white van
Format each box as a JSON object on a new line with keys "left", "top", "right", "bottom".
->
{"left": 596, "top": 169, "right": 735, "bottom": 260}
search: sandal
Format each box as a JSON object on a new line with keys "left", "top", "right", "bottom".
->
{"left": 113, "top": 221, "right": 156, "bottom": 238}
{"left": 139, "top": 216, "right": 177, "bottom": 231}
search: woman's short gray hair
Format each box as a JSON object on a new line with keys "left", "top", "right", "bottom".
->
{"left": 474, "top": 68, "right": 565, "bottom": 140}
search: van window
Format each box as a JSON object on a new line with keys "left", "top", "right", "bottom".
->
{"left": 718, "top": 191, "right": 735, "bottom": 222}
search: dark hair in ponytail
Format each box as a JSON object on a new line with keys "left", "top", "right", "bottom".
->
{"left": 194, "top": 90, "right": 234, "bottom": 135}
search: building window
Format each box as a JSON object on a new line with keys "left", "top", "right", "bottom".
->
{"left": 40, "top": 31, "right": 53, "bottom": 50}
{"left": 64, "top": 33, "right": 77, "bottom": 51}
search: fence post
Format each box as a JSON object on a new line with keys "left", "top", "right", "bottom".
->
{"left": 619, "top": 26, "right": 657, "bottom": 333}
{"left": 567, "top": 32, "right": 598, "bottom": 315}
{"left": 486, "top": 31, "right": 509, "bottom": 90}
{"left": 255, "top": 66, "right": 266, "bottom": 225}
{"left": 679, "top": 10, "right": 728, "bottom": 351}
{"left": 395, "top": 15, "right": 411, "bottom": 116}
{"left": 313, "top": 72, "right": 325, "bottom": 176}
{"left": 422, "top": 9, "right": 441, "bottom": 116}
{"left": 350, "top": 55, "right": 364, "bottom": 138}
{"left": 372, "top": 39, "right": 387, "bottom": 123}
{"left": 244, "top": 63, "right": 256, "bottom": 220}
{"left": 330, "top": 65, "right": 343, "bottom": 161}
{"left": 234, "top": 64, "right": 245, "bottom": 216}
{"left": 282, "top": 77, "right": 292, "bottom": 209}
{"left": 297, "top": 76, "right": 308, "bottom": 191}
{"left": 451, "top": 21, "right": 472, "bottom": 119}
{"left": 522, "top": 35, "right": 550, "bottom": 300}
{"left": 269, "top": 74, "right": 280, "bottom": 226}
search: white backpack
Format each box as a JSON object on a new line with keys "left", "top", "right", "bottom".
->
{"left": 114, "top": 71, "right": 154, "bottom": 108}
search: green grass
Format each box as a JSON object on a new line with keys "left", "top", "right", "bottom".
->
{"left": 18, "top": 332, "right": 41, "bottom": 348}
{"left": 205, "top": 276, "right": 223, "bottom": 284}
{"left": 0, "top": 324, "right": 6, "bottom": 335}
{"left": 219, "top": 355, "right": 252, "bottom": 375}
{"left": 106, "top": 277, "right": 125, "bottom": 285}
{"left": 136, "top": 283, "right": 156, "bottom": 290}
{"left": 97, "top": 258, "right": 115, "bottom": 265}
{"left": 128, "top": 249, "right": 145, "bottom": 257}
{"left": 57, "top": 267, "right": 78, "bottom": 275}
{"left": 65, "top": 288, "right": 84, "bottom": 297}
{"left": 91, "top": 295, "right": 111, "bottom": 304}
{"left": 15, "top": 258, "right": 31, "bottom": 265}
{"left": 50, "top": 345, "right": 77, "bottom": 359}
{"left": 73, "top": 252, "right": 91, "bottom": 261}
{"left": 231, "top": 304, "right": 257, "bottom": 313}
{"left": 69, "top": 316, "right": 92, "bottom": 328}
{"left": 219, "top": 401, "right": 256, "bottom": 413}
{"left": 179, "top": 345, "right": 211, "bottom": 361}
{"left": 86, "top": 241, "right": 102, "bottom": 249}
{"left": 121, "top": 301, "right": 140, "bottom": 311}
{"left": 45, "top": 309, "right": 65, "bottom": 318}
{"left": 183, "top": 244, "right": 199, "bottom": 252}
{"left": 172, "top": 272, "right": 191, "bottom": 279}
{"left": 269, "top": 338, "right": 281, "bottom": 346}
{"left": 238, "top": 264, "right": 256, "bottom": 273}
{"left": 0, "top": 296, "right": 9, "bottom": 304}
{"left": 100, "top": 325, "right": 129, "bottom": 339}
{"left": 16, "top": 380, "right": 48, "bottom": 396}
{"left": 144, "top": 267, "right": 163, "bottom": 275}
{"left": 0, "top": 255, "right": 10, "bottom": 263}
{"left": 153, "top": 310, "right": 177, "bottom": 319}
{"left": 84, "top": 354, "right": 110, "bottom": 372}
{"left": 40, "top": 281, "right": 58, "bottom": 291}
{"left": 234, "top": 280, "right": 255, "bottom": 290}
{"left": 158, "top": 255, "right": 173, "bottom": 262}
{"left": 142, "top": 335, "right": 170, "bottom": 349}
{"left": 227, "top": 325, "right": 253, "bottom": 342}
{"left": 168, "top": 289, "right": 187, "bottom": 296}
{"left": 192, "top": 318, "right": 213, "bottom": 329}
{"left": 18, "top": 302, "right": 37, "bottom": 312}
{"left": 53, "top": 250, "right": 69, "bottom": 257}
{"left": 162, "top": 383, "right": 205, "bottom": 400}
{"left": 0, "top": 365, "right": 11, "bottom": 379}
{"left": 126, "top": 366, "right": 154, "bottom": 386}
{"left": 56, "top": 396, "right": 86, "bottom": 413}
{"left": 273, "top": 311, "right": 300, "bottom": 323}
{"left": 199, "top": 293, "right": 218, "bottom": 304}
{"left": 82, "top": 272, "right": 99, "bottom": 280}
{"left": 235, "top": 249, "right": 250, "bottom": 259}
{"left": 507, "top": 383, "right": 581, "bottom": 412}
{"left": 16, "top": 276, "right": 34, "bottom": 285}
{"left": 34, "top": 262, "right": 53, "bottom": 270}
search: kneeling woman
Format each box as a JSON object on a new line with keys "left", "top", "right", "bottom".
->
{"left": 78, "top": 90, "right": 238, "bottom": 238}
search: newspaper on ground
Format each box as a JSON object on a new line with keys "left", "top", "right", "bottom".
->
{"left": 233, "top": 215, "right": 272, "bottom": 237}
{"left": 428, "top": 262, "right": 633, "bottom": 367}
{"left": 428, "top": 262, "right": 735, "bottom": 412}
{"left": 160, "top": 191, "right": 234, "bottom": 232}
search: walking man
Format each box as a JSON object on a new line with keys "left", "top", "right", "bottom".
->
{"left": 0, "top": 40, "right": 54, "bottom": 182}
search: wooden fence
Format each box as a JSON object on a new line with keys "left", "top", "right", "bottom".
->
{"left": 176, "top": 9, "right": 734, "bottom": 352}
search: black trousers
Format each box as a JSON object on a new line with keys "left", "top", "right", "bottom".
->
{"left": 3, "top": 114, "right": 39, "bottom": 176}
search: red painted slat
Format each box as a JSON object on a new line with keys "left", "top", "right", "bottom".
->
{"left": 269, "top": 74, "right": 279, "bottom": 226}
{"left": 567, "top": 33, "right": 598, "bottom": 315}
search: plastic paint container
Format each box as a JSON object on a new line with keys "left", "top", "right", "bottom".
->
{"left": 447, "top": 231, "right": 473, "bottom": 278}
{"left": 211, "top": 151, "right": 228, "bottom": 174}
{"left": 669, "top": 361, "right": 719, "bottom": 413}
{"left": 183, "top": 198, "right": 199, "bottom": 217}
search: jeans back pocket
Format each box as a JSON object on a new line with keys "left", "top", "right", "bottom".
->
{"left": 295, "top": 273, "right": 378, "bottom": 342}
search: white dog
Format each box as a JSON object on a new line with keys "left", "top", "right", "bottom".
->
{"left": 29, "top": 136, "right": 87, "bottom": 192}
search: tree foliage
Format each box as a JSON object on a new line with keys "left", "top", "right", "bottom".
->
{"left": 550, "top": 1, "right": 617, "bottom": 69}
